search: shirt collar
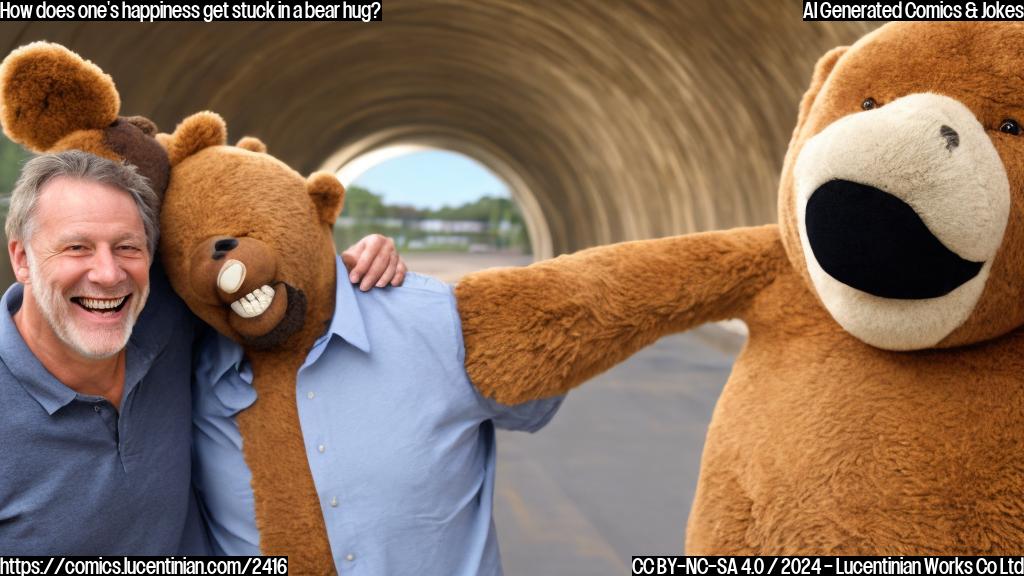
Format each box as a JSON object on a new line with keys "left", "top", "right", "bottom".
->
{"left": 0, "top": 283, "right": 78, "bottom": 415}
{"left": 204, "top": 254, "right": 371, "bottom": 385}
{"left": 325, "top": 254, "right": 371, "bottom": 354}
{"left": 0, "top": 268, "right": 176, "bottom": 415}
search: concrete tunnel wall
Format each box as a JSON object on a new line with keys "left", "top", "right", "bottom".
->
{"left": 0, "top": 4, "right": 877, "bottom": 267}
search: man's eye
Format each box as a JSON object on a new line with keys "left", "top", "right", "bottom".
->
{"left": 67, "top": 245, "right": 85, "bottom": 252}
{"left": 117, "top": 245, "right": 146, "bottom": 256}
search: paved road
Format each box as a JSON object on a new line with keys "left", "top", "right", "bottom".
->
{"left": 403, "top": 252, "right": 741, "bottom": 575}
{"left": 493, "top": 327, "right": 739, "bottom": 575}
{"left": 400, "top": 252, "right": 534, "bottom": 284}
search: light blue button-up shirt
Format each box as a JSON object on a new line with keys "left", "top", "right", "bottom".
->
{"left": 192, "top": 256, "right": 562, "bottom": 574}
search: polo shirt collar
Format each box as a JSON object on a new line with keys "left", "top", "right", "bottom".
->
{"left": 0, "top": 283, "right": 78, "bottom": 415}
{"left": 0, "top": 275, "right": 172, "bottom": 416}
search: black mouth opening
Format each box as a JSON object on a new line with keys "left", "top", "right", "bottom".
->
{"left": 71, "top": 295, "right": 130, "bottom": 313}
{"left": 805, "top": 179, "right": 984, "bottom": 300}
{"left": 238, "top": 284, "right": 307, "bottom": 351}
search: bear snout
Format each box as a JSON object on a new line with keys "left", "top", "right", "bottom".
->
{"left": 212, "top": 238, "right": 239, "bottom": 260}
{"left": 188, "top": 236, "right": 280, "bottom": 307}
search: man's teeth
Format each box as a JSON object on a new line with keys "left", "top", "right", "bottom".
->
{"left": 79, "top": 296, "right": 127, "bottom": 310}
{"left": 230, "top": 285, "right": 275, "bottom": 319}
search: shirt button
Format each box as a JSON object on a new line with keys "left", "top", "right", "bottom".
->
{"left": 307, "top": 391, "right": 315, "bottom": 400}
{"left": 345, "top": 554, "right": 355, "bottom": 562}
{"left": 93, "top": 405, "right": 101, "bottom": 413}
{"left": 317, "top": 444, "right": 326, "bottom": 453}
{"left": 330, "top": 496, "right": 339, "bottom": 508}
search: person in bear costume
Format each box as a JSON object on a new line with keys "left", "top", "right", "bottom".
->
{"left": 0, "top": 42, "right": 406, "bottom": 562}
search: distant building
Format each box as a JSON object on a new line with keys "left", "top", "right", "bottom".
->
{"left": 338, "top": 216, "right": 489, "bottom": 234}
{"left": 417, "top": 219, "right": 487, "bottom": 233}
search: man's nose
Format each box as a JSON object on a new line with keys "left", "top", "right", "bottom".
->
{"left": 87, "top": 246, "right": 128, "bottom": 285}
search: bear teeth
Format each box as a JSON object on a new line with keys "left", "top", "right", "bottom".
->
{"left": 230, "top": 285, "right": 275, "bottom": 319}
{"left": 80, "top": 296, "right": 126, "bottom": 310}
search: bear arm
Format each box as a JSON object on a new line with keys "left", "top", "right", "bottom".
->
{"left": 455, "top": 224, "right": 787, "bottom": 405}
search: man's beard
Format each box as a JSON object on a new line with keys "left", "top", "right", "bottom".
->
{"left": 27, "top": 261, "right": 149, "bottom": 360}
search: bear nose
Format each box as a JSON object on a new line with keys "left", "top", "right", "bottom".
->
{"left": 212, "top": 238, "right": 239, "bottom": 260}
{"left": 940, "top": 125, "right": 959, "bottom": 151}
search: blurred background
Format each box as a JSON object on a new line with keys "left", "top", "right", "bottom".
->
{"left": 1, "top": 5, "right": 878, "bottom": 573}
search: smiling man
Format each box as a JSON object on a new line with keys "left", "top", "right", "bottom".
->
{"left": 0, "top": 150, "right": 205, "bottom": 553}
{"left": 0, "top": 150, "right": 404, "bottom": 554}
{"left": 11, "top": 158, "right": 152, "bottom": 403}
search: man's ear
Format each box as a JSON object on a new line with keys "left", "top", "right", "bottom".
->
{"left": 9, "top": 239, "right": 30, "bottom": 284}
{"left": 306, "top": 172, "right": 345, "bottom": 225}
{"left": 794, "top": 46, "right": 848, "bottom": 134}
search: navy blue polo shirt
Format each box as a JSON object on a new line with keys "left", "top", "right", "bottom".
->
{"left": 0, "top": 268, "right": 209, "bottom": 554}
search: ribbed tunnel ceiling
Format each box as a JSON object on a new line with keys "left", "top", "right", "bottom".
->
{"left": 0, "top": 4, "right": 877, "bottom": 257}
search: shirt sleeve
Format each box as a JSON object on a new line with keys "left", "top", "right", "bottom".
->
{"left": 448, "top": 283, "right": 565, "bottom": 432}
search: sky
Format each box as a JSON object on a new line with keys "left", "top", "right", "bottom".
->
{"left": 350, "top": 149, "right": 510, "bottom": 210}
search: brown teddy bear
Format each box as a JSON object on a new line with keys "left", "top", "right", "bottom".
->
{"left": 458, "top": 21, "right": 1024, "bottom": 553}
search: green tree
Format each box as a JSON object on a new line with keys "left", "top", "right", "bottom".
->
{"left": 341, "top": 185, "right": 387, "bottom": 220}
{"left": 0, "top": 133, "right": 30, "bottom": 198}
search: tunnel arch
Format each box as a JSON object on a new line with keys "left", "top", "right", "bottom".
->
{"left": 322, "top": 132, "right": 554, "bottom": 260}
{"left": 0, "top": 9, "right": 878, "bottom": 257}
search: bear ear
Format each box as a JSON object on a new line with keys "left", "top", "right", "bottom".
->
{"left": 794, "top": 46, "right": 848, "bottom": 134}
{"left": 236, "top": 136, "right": 267, "bottom": 153}
{"left": 123, "top": 115, "right": 158, "bottom": 136}
{"left": 165, "top": 111, "right": 227, "bottom": 166}
{"left": 0, "top": 41, "right": 120, "bottom": 152}
{"left": 306, "top": 172, "right": 345, "bottom": 225}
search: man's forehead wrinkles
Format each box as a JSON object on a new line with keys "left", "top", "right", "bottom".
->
{"left": 54, "top": 231, "right": 146, "bottom": 243}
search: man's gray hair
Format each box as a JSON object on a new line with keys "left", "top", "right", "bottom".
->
{"left": 5, "top": 150, "right": 160, "bottom": 256}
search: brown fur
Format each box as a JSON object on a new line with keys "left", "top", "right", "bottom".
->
{"left": 0, "top": 42, "right": 170, "bottom": 197}
{"left": 163, "top": 112, "right": 226, "bottom": 166}
{"left": 687, "top": 266, "right": 1024, "bottom": 554}
{"left": 0, "top": 42, "right": 118, "bottom": 151}
{"left": 456, "top": 22, "right": 1024, "bottom": 552}
{"left": 49, "top": 130, "right": 120, "bottom": 162}
{"left": 457, "top": 225, "right": 785, "bottom": 404}
{"left": 103, "top": 118, "right": 170, "bottom": 197}
{"left": 159, "top": 116, "right": 341, "bottom": 572}
{"left": 236, "top": 136, "right": 268, "bottom": 154}
{"left": 306, "top": 172, "right": 345, "bottom": 225}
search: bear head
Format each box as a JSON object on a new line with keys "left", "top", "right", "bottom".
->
{"left": 778, "top": 22, "right": 1024, "bottom": 351}
{"left": 157, "top": 113, "right": 344, "bottom": 352}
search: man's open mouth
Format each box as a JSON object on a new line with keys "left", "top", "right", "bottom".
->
{"left": 71, "top": 295, "right": 130, "bottom": 314}
{"left": 229, "top": 285, "right": 276, "bottom": 318}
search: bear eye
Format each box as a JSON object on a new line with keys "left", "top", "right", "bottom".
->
{"left": 861, "top": 98, "right": 877, "bottom": 111}
{"left": 1000, "top": 119, "right": 1020, "bottom": 135}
